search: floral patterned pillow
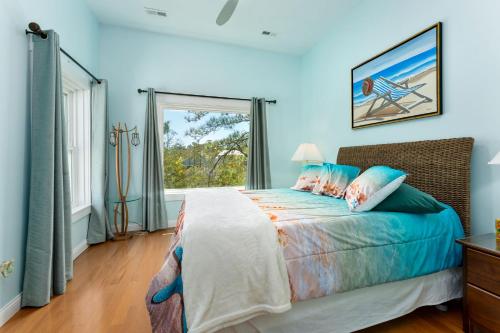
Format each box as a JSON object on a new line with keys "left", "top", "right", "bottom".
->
{"left": 291, "top": 164, "right": 323, "bottom": 192}
{"left": 344, "top": 166, "right": 407, "bottom": 212}
{"left": 312, "top": 163, "right": 360, "bottom": 198}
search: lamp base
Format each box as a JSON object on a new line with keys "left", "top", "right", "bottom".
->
{"left": 304, "top": 160, "right": 323, "bottom": 166}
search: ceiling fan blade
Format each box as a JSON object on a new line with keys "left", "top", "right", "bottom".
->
{"left": 216, "top": 0, "right": 239, "bottom": 26}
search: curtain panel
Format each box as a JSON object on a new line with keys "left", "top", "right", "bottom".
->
{"left": 142, "top": 88, "right": 168, "bottom": 232}
{"left": 246, "top": 98, "right": 271, "bottom": 190}
{"left": 22, "top": 31, "right": 72, "bottom": 307}
{"left": 87, "top": 80, "right": 113, "bottom": 244}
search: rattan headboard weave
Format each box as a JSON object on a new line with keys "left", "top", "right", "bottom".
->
{"left": 337, "top": 137, "right": 474, "bottom": 236}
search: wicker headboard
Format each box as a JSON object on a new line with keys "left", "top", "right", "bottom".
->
{"left": 337, "top": 137, "right": 474, "bottom": 236}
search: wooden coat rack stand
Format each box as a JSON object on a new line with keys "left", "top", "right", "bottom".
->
{"left": 110, "top": 122, "right": 140, "bottom": 240}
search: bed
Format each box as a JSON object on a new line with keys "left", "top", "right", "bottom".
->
{"left": 146, "top": 137, "right": 474, "bottom": 333}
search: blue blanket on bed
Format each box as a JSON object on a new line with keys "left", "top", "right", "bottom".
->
{"left": 243, "top": 189, "right": 464, "bottom": 301}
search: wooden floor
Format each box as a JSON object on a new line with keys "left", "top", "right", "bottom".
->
{"left": 357, "top": 301, "right": 463, "bottom": 333}
{"left": 1, "top": 231, "right": 463, "bottom": 333}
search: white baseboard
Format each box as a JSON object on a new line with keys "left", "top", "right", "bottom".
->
{"left": 125, "top": 223, "right": 176, "bottom": 231}
{"left": 115, "top": 224, "right": 176, "bottom": 232}
{"left": 0, "top": 293, "right": 21, "bottom": 327}
{"left": 72, "top": 240, "right": 89, "bottom": 261}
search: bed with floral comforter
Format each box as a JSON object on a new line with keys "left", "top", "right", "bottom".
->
{"left": 146, "top": 188, "right": 464, "bottom": 333}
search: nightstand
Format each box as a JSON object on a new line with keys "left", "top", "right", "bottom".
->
{"left": 457, "top": 233, "right": 500, "bottom": 333}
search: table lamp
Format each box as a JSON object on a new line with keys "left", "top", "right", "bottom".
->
{"left": 488, "top": 152, "right": 500, "bottom": 165}
{"left": 489, "top": 152, "right": 500, "bottom": 240}
{"left": 291, "top": 143, "right": 324, "bottom": 165}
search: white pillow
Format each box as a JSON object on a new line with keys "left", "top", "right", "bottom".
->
{"left": 291, "top": 164, "right": 322, "bottom": 192}
{"left": 311, "top": 163, "right": 360, "bottom": 198}
{"left": 344, "top": 166, "right": 407, "bottom": 212}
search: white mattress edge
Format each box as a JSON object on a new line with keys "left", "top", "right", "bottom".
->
{"left": 220, "top": 267, "right": 462, "bottom": 333}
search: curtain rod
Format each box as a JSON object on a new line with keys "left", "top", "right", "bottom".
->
{"left": 137, "top": 89, "right": 277, "bottom": 104}
{"left": 25, "top": 22, "right": 102, "bottom": 84}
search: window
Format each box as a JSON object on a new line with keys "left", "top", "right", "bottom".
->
{"left": 157, "top": 95, "right": 250, "bottom": 190}
{"left": 62, "top": 63, "right": 91, "bottom": 215}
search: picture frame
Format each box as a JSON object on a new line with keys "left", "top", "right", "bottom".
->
{"left": 351, "top": 23, "right": 442, "bottom": 129}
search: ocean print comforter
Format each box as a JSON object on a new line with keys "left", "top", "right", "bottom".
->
{"left": 146, "top": 189, "right": 464, "bottom": 332}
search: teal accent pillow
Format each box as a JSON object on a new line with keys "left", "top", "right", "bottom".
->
{"left": 345, "top": 166, "right": 407, "bottom": 212}
{"left": 291, "top": 164, "right": 323, "bottom": 192}
{"left": 373, "top": 183, "right": 445, "bottom": 214}
{"left": 312, "top": 163, "right": 360, "bottom": 198}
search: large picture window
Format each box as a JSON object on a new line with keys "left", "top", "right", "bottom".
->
{"left": 163, "top": 110, "right": 248, "bottom": 189}
{"left": 157, "top": 95, "right": 250, "bottom": 190}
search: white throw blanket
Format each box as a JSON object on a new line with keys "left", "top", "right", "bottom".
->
{"left": 181, "top": 189, "right": 291, "bottom": 333}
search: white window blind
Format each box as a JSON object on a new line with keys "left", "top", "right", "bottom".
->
{"left": 156, "top": 93, "right": 251, "bottom": 114}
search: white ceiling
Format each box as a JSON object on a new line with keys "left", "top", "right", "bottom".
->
{"left": 85, "top": 0, "right": 360, "bottom": 55}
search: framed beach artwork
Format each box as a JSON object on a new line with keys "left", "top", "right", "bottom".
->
{"left": 351, "top": 23, "right": 442, "bottom": 129}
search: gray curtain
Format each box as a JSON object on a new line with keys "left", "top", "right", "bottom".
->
{"left": 87, "top": 80, "right": 113, "bottom": 244}
{"left": 22, "top": 31, "right": 72, "bottom": 307}
{"left": 246, "top": 98, "right": 271, "bottom": 189}
{"left": 142, "top": 88, "right": 168, "bottom": 231}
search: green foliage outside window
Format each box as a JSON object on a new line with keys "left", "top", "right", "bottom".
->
{"left": 163, "top": 111, "right": 249, "bottom": 189}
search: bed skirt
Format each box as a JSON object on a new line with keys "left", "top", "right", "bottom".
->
{"left": 220, "top": 267, "right": 462, "bottom": 333}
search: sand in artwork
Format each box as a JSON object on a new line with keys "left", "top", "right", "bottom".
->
{"left": 353, "top": 68, "right": 437, "bottom": 126}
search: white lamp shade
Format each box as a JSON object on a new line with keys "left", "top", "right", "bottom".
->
{"left": 291, "top": 143, "right": 324, "bottom": 163}
{"left": 488, "top": 152, "right": 500, "bottom": 165}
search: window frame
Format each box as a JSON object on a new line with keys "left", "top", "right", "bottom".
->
{"left": 156, "top": 95, "right": 250, "bottom": 196}
{"left": 62, "top": 61, "right": 92, "bottom": 220}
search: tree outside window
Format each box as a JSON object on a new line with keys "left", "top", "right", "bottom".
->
{"left": 163, "top": 110, "right": 249, "bottom": 189}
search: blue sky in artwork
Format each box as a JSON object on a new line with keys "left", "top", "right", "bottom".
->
{"left": 163, "top": 109, "right": 248, "bottom": 146}
{"left": 353, "top": 28, "right": 436, "bottom": 82}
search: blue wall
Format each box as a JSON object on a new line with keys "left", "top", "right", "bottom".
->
{"left": 3, "top": 0, "right": 499, "bottom": 314}
{"left": 99, "top": 25, "right": 302, "bottom": 224}
{"left": 0, "top": 0, "right": 100, "bottom": 309}
{"left": 300, "top": 0, "right": 500, "bottom": 235}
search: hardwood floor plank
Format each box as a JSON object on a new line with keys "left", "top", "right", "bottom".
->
{"left": 1, "top": 231, "right": 463, "bottom": 333}
{"left": 357, "top": 301, "right": 463, "bottom": 333}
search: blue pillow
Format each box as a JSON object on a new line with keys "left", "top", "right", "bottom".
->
{"left": 345, "top": 166, "right": 407, "bottom": 212}
{"left": 312, "top": 163, "right": 360, "bottom": 198}
{"left": 373, "top": 183, "right": 445, "bottom": 213}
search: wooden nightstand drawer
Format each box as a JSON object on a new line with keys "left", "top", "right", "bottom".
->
{"left": 467, "top": 284, "right": 500, "bottom": 332}
{"left": 458, "top": 234, "right": 500, "bottom": 333}
{"left": 467, "top": 248, "right": 500, "bottom": 295}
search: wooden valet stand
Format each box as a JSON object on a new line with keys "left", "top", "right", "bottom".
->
{"left": 109, "top": 122, "right": 140, "bottom": 240}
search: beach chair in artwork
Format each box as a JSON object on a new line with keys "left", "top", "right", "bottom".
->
{"left": 362, "top": 77, "right": 432, "bottom": 119}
